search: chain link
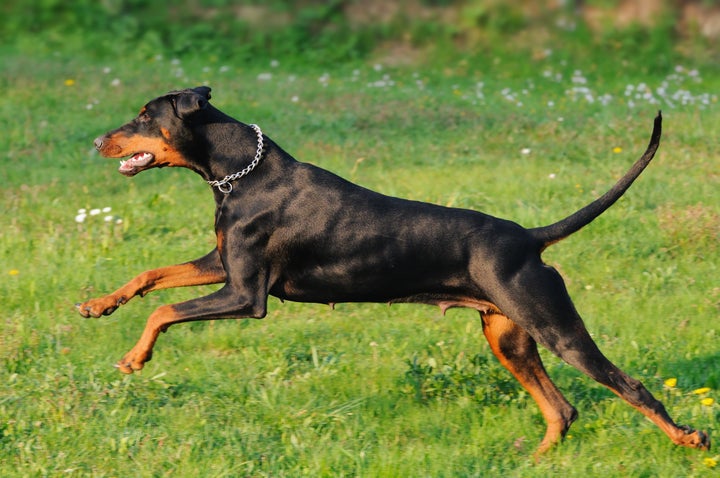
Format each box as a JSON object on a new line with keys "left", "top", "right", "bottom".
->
{"left": 207, "top": 124, "right": 264, "bottom": 194}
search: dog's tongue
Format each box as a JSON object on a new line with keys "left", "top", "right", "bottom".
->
{"left": 118, "top": 152, "right": 154, "bottom": 174}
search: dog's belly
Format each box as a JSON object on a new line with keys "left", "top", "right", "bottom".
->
{"left": 269, "top": 275, "right": 497, "bottom": 315}
{"left": 269, "top": 252, "right": 480, "bottom": 305}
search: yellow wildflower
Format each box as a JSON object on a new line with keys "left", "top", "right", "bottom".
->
{"left": 700, "top": 397, "right": 714, "bottom": 406}
{"left": 64, "top": 79, "right": 75, "bottom": 86}
{"left": 703, "top": 457, "right": 717, "bottom": 468}
{"left": 664, "top": 378, "right": 677, "bottom": 388}
{"left": 612, "top": 146, "right": 622, "bottom": 153}
{"left": 9, "top": 269, "right": 19, "bottom": 276}
{"left": 692, "top": 387, "right": 711, "bottom": 395}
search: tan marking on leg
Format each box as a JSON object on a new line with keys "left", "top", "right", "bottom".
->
{"left": 481, "top": 313, "right": 577, "bottom": 456}
{"left": 78, "top": 262, "right": 226, "bottom": 318}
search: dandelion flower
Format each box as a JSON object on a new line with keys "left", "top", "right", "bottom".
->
{"left": 704, "top": 457, "right": 718, "bottom": 468}
{"left": 64, "top": 79, "right": 75, "bottom": 87}
{"left": 664, "top": 377, "right": 677, "bottom": 388}
{"left": 701, "top": 397, "right": 714, "bottom": 406}
{"left": 612, "top": 146, "right": 622, "bottom": 153}
{"left": 9, "top": 269, "right": 19, "bottom": 276}
{"left": 692, "top": 387, "right": 711, "bottom": 395}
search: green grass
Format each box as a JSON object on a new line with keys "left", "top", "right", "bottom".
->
{"left": 2, "top": 11, "right": 720, "bottom": 477}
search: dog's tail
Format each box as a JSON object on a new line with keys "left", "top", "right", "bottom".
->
{"left": 529, "top": 111, "right": 662, "bottom": 249}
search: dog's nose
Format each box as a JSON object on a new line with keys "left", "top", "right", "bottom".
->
{"left": 94, "top": 136, "right": 104, "bottom": 150}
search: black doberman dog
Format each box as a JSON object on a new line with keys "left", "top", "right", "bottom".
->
{"left": 78, "top": 86, "right": 709, "bottom": 455}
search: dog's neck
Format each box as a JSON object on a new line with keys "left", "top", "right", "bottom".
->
{"left": 206, "top": 124, "right": 264, "bottom": 194}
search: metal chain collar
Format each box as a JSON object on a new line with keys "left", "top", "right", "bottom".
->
{"left": 207, "top": 124, "right": 264, "bottom": 194}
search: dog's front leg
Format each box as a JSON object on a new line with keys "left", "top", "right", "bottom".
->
{"left": 77, "top": 248, "right": 225, "bottom": 318}
{"left": 115, "top": 282, "right": 268, "bottom": 373}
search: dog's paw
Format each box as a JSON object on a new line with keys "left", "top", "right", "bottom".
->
{"left": 676, "top": 425, "right": 711, "bottom": 450}
{"left": 115, "top": 348, "right": 153, "bottom": 374}
{"left": 76, "top": 296, "right": 125, "bottom": 318}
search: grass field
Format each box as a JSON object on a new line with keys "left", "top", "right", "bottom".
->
{"left": 1, "top": 4, "right": 719, "bottom": 477}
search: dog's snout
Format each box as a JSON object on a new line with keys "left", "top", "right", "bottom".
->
{"left": 94, "top": 136, "right": 104, "bottom": 150}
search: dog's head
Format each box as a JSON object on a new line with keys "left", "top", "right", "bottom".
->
{"left": 93, "top": 86, "right": 212, "bottom": 176}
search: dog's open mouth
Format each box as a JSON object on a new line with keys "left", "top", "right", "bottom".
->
{"left": 118, "top": 152, "right": 155, "bottom": 176}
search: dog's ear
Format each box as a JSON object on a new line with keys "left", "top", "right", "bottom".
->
{"left": 192, "top": 86, "right": 212, "bottom": 101}
{"left": 174, "top": 87, "right": 211, "bottom": 119}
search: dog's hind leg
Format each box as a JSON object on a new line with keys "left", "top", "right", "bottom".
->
{"left": 493, "top": 264, "right": 710, "bottom": 452}
{"left": 481, "top": 312, "right": 578, "bottom": 455}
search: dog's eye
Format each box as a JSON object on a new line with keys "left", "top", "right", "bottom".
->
{"left": 138, "top": 112, "right": 151, "bottom": 123}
